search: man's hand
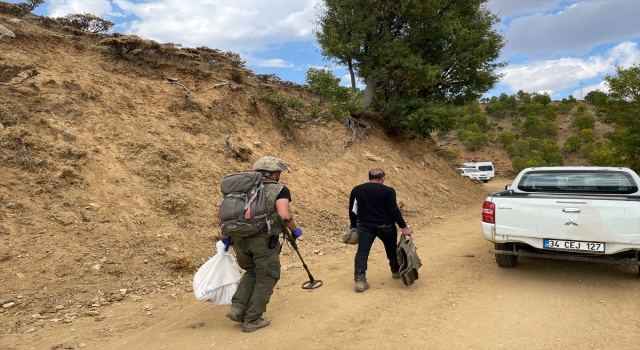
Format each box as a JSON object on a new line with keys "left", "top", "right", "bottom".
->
{"left": 221, "top": 237, "right": 231, "bottom": 251}
{"left": 401, "top": 227, "right": 413, "bottom": 236}
{"left": 291, "top": 228, "right": 303, "bottom": 239}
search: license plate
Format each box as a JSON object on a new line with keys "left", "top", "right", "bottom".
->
{"left": 543, "top": 239, "right": 605, "bottom": 253}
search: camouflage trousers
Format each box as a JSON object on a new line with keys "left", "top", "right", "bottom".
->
{"left": 231, "top": 234, "right": 281, "bottom": 323}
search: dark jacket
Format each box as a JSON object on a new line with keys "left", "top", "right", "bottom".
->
{"left": 348, "top": 182, "right": 407, "bottom": 228}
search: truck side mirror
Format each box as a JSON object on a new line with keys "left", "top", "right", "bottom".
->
{"left": 505, "top": 184, "right": 511, "bottom": 190}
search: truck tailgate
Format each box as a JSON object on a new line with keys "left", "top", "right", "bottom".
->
{"left": 493, "top": 196, "right": 640, "bottom": 244}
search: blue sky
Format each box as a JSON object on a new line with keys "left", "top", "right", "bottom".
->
{"left": 12, "top": 0, "right": 640, "bottom": 100}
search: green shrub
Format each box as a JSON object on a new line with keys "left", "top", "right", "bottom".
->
{"left": 562, "top": 136, "right": 582, "bottom": 153}
{"left": 521, "top": 114, "right": 542, "bottom": 138}
{"left": 577, "top": 129, "right": 594, "bottom": 143}
{"left": 496, "top": 130, "right": 517, "bottom": 148}
{"left": 572, "top": 113, "right": 596, "bottom": 130}
{"left": 541, "top": 121, "right": 559, "bottom": 139}
{"left": 543, "top": 107, "right": 557, "bottom": 122}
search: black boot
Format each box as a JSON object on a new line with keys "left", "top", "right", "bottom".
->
{"left": 354, "top": 271, "right": 370, "bottom": 292}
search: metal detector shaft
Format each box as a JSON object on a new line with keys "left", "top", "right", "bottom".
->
{"left": 281, "top": 221, "right": 323, "bottom": 290}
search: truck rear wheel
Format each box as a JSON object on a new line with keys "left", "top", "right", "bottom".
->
{"left": 495, "top": 243, "right": 518, "bottom": 267}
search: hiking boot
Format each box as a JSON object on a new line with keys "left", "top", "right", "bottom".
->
{"left": 392, "top": 271, "right": 401, "bottom": 279}
{"left": 226, "top": 306, "right": 244, "bottom": 323}
{"left": 242, "top": 317, "right": 271, "bottom": 332}
{"left": 355, "top": 280, "right": 370, "bottom": 292}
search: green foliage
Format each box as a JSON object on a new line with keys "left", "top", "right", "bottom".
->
{"left": 395, "top": 101, "right": 460, "bottom": 138}
{"left": 580, "top": 142, "right": 595, "bottom": 157}
{"left": 315, "top": 0, "right": 506, "bottom": 137}
{"left": 521, "top": 114, "right": 542, "bottom": 138}
{"left": 496, "top": 130, "right": 517, "bottom": 148}
{"left": 305, "top": 68, "right": 360, "bottom": 121}
{"left": 306, "top": 68, "right": 345, "bottom": 103}
{"left": 585, "top": 142, "right": 623, "bottom": 166}
{"left": 461, "top": 131, "right": 489, "bottom": 151}
{"left": 571, "top": 112, "right": 596, "bottom": 130}
{"left": 562, "top": 136, "right": 582, "bottom": 153}
{"left": 556, "top": 102, "right": 573, "bottom": 114}
{"left": 543, "top": 106, "right": 557, "bottom": 122}
{"left": 516, "top": 90, "right": 532, "bottom": 104}
{"left": 600, "top": 63, "right": 640, "bottom": 172}
{"left": 484, "top": 101, "right": 506, "bottom": 118}
{"left": 564, "top": 95, "right": 577, "bottom": 104}
{"left": 507, "top": 138, "right": 563, "bottom": 172}
{"left": 498, "top": 93, "right": 517, "bottom": 110}
{"left": 255, "top": 91, "right": 314, "bottom": 139}
{"left": 523, "top": 102, "right": 545, "bottom": 116}
{"left": 541, "top": 121, "right": 559, "bottom": 139}
{"left": 584, "top": 90, "right": 607, "bottom": 106}
{"left": 459, "top": 113, "right": 489, "bottom": 131}
{"left": 532, "top": 92, "right": 552, "bottom": 106}
{"left": 577, "top": 129, "right": 594, "bottom": 143}
{"left": 576, "top": 102, "right": 588, "bottom": 113}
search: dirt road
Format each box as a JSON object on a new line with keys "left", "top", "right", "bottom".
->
{"left": 5, "top": 180, "right": 640, "bottom": 349}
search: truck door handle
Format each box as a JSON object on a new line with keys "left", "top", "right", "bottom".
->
{"left": 562, "top": 208, "right": 581, "bottom": 213}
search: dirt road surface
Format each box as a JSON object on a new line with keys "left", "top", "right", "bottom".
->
{"left": 5, "top": 180, "right": 640, "bottom": 349}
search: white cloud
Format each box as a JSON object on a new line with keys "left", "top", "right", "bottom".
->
{"left": 504, "top": 0, "right": 640, "bottom": 58}
{"left": 499, "top": 41, "right": 640, "bottom": 95}
{"left": 252, "top": 58, "right": 294, "bottom": 69}
{"left": 108, "top": 0, "right": 319, "bottom": 54}
{"left": 486, "top": 0, "right": 562, "bottom": 18}
{"left": 572, "top": 81, "right": 608, "bottom": 98}
{"left": 47, "top": 0, "right": 115, "bottom": 18}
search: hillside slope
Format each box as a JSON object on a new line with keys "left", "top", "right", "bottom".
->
{"left": 0, "top": 15, "right": 487, "bottom": 333}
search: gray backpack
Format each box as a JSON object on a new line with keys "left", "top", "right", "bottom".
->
{"left": 218, "top": 172, "right": 277, "bottom": 237}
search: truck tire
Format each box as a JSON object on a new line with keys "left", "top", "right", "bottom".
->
{"left": 495, "top": 243, "right": 518, "bottom": 267}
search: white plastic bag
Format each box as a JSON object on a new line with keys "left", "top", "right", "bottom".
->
{"left": 193, "top": 240, "right": 241, "bottom": 306}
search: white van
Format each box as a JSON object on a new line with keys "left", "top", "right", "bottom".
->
{"left": 461, "top": 161, "right": 495, "bottom": 180}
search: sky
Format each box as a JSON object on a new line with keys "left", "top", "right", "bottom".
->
{"left": 12, "top": 0, "right": 640, "bottom": 100}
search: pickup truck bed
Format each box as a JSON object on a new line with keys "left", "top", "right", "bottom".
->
{"left": 481, "top": 166, "right": 640, "bottom": 277}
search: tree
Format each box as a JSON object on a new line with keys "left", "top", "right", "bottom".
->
{"left": 541, "top": 121, "right": 559, "bottom": 139}
{"left": 56, "top": 13, "right": 114, "bottom": 33}
{"left": 496, "top": 130, "right": 516, "bottom": 148}
{"left": 521, "top": 114, "right": 542, "bottom": 138}
{"left": 305, "top": 68, "right": 361, "bottom": 121}
{"left": 315, "top": 0, "right": 506, "bottom": 138}
{"left": 572, "top": 112, "right": 596, "bottom": 130}
{"left": 600, "top": 63, "right": 640, "bottom": 172}
{"left": 577, "top": 129, "right": 594, "bottom": 143}
{"left": 584, "top": 90, "right": 607, "bottom": 105}
{"left": 532, "top": 92, "right": 552, "bottom": 106}
{"left": 562, "top": 136, "right": 582, "bottom": 153}
{"left": 543, "top": 106, "right": 557, "bottom": 122}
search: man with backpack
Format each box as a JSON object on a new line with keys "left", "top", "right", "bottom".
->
{"left": 219, "top": 156, "right": 302, "bottom": 332}
{"left": 348, "top": 168, "right": 413, "bottom": 292}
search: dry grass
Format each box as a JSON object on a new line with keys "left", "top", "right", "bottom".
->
{"left": 166, "top": 255, "right": 195, "bottom": 273}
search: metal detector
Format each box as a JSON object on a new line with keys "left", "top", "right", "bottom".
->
{"left": 282, "top": 226, "right": 323, "bottom": 290}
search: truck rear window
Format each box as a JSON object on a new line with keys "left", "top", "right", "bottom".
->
{"left": 517, "top": 170, "right": 639, "bottom": 194}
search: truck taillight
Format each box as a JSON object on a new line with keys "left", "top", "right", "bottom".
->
{"left": 482, "top": 201, "right": 495, "bottom": 223}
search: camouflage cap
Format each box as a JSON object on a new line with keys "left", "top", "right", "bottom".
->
{"left": 252, "top": 156, "right": 291, "bottom": 173}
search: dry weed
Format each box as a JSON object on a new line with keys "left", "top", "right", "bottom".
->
{"left": 166, "top": 255, "right": 195, "bottom": 273}
{"left": 0, "top": 103, "right": 21, "bottom": 126}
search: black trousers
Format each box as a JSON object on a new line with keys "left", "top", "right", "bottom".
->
{"left": 354, "top": 223, "right": 399, "bottom": 277}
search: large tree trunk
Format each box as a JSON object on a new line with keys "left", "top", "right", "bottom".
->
{"left": 361, "top": 76, "right": 377, "bottom": 110}
{"left": 348, "top": 59, "right": 356, "bottom": 94}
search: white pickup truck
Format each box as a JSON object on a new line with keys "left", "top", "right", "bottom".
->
{"left": 481, "top": 166, "right": 640, "bottom": 277}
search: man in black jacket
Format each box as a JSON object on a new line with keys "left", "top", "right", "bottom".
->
{"left": 348, "top": 168, "right": 413, "bottom": 292}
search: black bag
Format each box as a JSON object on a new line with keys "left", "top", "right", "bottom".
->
{"left": 218, "top": 172, "right": 274, "bottom": 237}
